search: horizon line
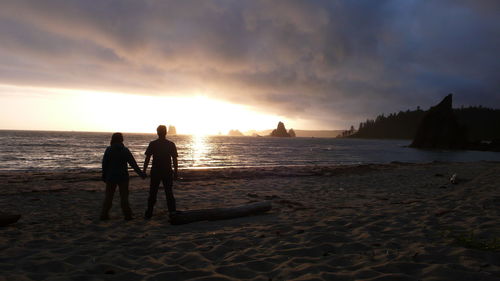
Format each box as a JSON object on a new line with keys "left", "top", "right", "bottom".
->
{"left": 0, "top": 128, "right": 345, "bottom": 135}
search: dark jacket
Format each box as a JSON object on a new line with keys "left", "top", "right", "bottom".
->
{"left": 145, "top": 138, "right": 178, "bottom": 173}
{"left": 102, "top": 143, "right": 142, "bottom": 183}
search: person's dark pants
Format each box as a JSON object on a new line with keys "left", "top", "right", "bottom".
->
{"left": 147, "top": 171, "right": 176, "bottom": 214}
{"left": 100, "top": 181, "right": 132, "bottom": 220}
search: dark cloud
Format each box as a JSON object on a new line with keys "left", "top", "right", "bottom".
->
{"left": 0, "top": 0, "right": 499, "bottom": 128}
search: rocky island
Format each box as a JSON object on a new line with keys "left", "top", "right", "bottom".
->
{"left": 167, "top": 125, "right": 177, "bottom": 135}
{"left": 270, "top": 122, "right": 295, "bottom": 137}
{"left": 228, "top": 129, "right": 244, "bottom": 136}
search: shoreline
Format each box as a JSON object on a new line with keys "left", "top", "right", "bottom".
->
{"left": 2, "top": 161, "right": 497, "bottom": 195}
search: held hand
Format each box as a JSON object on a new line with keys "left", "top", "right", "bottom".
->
{"left": 173, "top": 171, "right": 179, "bottom": 181}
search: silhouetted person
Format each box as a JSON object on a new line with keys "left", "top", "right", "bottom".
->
{"left": 143, "top": 125, "right": 179, "bottom": 219}
{"left": 101, "top": 133, "right": 145, "bottom": 220}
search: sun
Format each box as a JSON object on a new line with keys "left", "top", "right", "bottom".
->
{"left": 171, "top": 95, "right": 272, "bottom": 136}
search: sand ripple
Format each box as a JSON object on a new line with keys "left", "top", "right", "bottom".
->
{"left": 1, "top": 162, "right": 499, "bottom": 280}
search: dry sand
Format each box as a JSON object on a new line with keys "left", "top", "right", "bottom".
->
{"left": 1, "top": 162, "right": 499, "bottom": 281}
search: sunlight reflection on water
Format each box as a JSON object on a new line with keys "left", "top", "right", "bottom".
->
{"left": 189, "top": 135, "right": 210, "bottom": 167}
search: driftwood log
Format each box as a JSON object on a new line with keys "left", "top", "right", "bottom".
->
{"left": 0, "top": 213, "right": 21, "bottom": 227}
{"left": 170, "top": 201, "right": 272, "bottom": 225}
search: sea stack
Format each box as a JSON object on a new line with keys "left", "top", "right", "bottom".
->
{"left": 270, "top": 122, "right": 294, "bottom": 137}
{"left": 228, "top": 129, "right": 244, "bottom": 136}
{"left": 168, "top": 125, "right": 177, "bottom": 135}
{"left": 410, "top": 94, "right": 467, "bottom": 149}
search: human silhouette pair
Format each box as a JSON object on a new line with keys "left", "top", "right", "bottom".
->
{"left": 100, "top": 125, "right": 178, "bottom": 220}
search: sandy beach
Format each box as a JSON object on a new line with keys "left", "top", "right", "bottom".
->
{"left": 1, "top": 161, "right": 499, "bottom": 281}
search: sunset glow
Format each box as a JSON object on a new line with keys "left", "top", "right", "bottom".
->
{"left": 1, "top": 1, "right": 499, "bottom": 133}
{"left": 0, "top": 84, "right": 287, "bottom": 135}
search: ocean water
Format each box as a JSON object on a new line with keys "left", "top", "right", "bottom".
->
{"left": 0, "top": 130, "right": 499, "bottom": 172}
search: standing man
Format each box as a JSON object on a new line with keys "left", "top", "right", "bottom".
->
{"left": 143, "top": 125, "right": 178, "bottom": 219}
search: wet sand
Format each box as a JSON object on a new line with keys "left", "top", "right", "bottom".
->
{"left": 1, "top": 162, "right": 499, "bottom": 280}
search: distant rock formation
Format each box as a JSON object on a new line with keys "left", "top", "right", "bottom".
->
{"left": 270, "top": 122, "right": 294, "bottom": 137}
{"left": 248, "top": 129, "right": 343, "bottom": 138}
{"left": 410, "top": 94, "right": 467, "bottom": 149}
{"left": 168, "top": 125, "right": 177, "bottom": 135}
{"left": 288, "top": 129, "right": 296, "bottom": 137}
{"left": 228, "top": 129, "right": 244, "bottom": 136}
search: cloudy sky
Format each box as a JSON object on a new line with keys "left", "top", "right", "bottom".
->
{"left": 0, "top": 0, "right": 499, "bottom": 132}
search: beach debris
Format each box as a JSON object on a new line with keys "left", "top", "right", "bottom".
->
{"left": 0, "top": 213, "right": 21, "bottom": 227}
{"left": 169, "top": 201, "right": 272, "bottom": 225}
{"left": 276, "top": 199, "right": 312, "bottom": 210}
{"left": 330, "top": 205, "right": 359, "bottom": 209}
{"left": 435, "top": 208, "right": 452, "bottom": 216}
{"left": 247, "top": 193, "right": 259, "bottom": 198}
{"left": 390, "top": 200, "right": 421, "bottom": 205}
{"left": 450, "top": 173, "right": 458, "bottom": 184}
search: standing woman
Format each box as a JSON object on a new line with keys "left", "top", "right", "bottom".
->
{"left": 101, "top": 133, "right": 145, "bottom": 220}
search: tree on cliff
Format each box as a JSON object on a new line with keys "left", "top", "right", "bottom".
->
{"left": 349, "top": 97, "right": 500, "bottom": 141}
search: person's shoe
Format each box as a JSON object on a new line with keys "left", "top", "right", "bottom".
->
{"left": 144, "top": 209, "right": 153, "bottom": 219}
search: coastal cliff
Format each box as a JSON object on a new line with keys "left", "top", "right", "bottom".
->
{"left": 410, "top": 94, "right": 467, "bottom": 149}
